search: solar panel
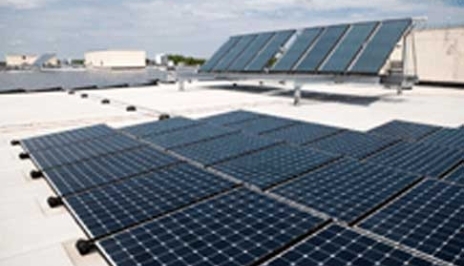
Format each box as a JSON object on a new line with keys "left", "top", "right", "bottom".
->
{"left": 121, "top": 117, "right": 200, "bottom": 138}
{"left": 43, "top": 146, "right": 179, "bottom": 196}
{"left": 98, "top": 188, "right": 327, "bottom": 266}
{"left": 295, "top": 25, "right": 348, "bottom": 72}
{"left": 360, "top": 179, "right": 464, "bottom": 265}
{"left": 199, "top": 110, "right": 262, "bottom": 126}
{"left": 21, "top": 124, "right": 115, "bottom": 152}
{"left": 212, "top": 145, "right": 339, "bottom": 189}
{"left": 320, "top": 22, "right": 378, "bottom": 73}
{"left": 271, "top": 158, "right": 422, "bottom": 224}
{"left": 212, "top": 34, "right": 257, "bottom": 71}
{"left": 366, "top": 141, "right": 463, "bottom": 178}
{"left": 199, "top": 37, "right": 240, "bottom": 72}
{"left": 227, "top": 32, "right": 275, "bottom": 71}
{"left": 421, "top": 127, "right": 464, "bottom": 150}
{"left": 368, "top": 120, "right": 441, "bottom": 141}
{"left": 142, "top": 124, "right": 238, "bottom": 149}
{"left": 246, "top": 30, "right": 295, "bottom": 72}
{"left": 445, "top": 164, "right": 464, "bottom": 186}
{"left": 307, "top": 131, "right": 398, "bottom": 160}
{"left": 272, "top": 27, "right": 323, "bottom": 72}
{"left": 350, "top": 19, "right": 412, "bottom": 74}
{"left": 66, "top": 163, "right": 235, "bottom": 238}
{"left": 30, "top": 134, "right": 143, "bottom": 170}
{"left": 265, "top": 225, "right": 434, "bottom": 266}
{"left": 262, "top": 122, "right": 343, "bottom": 145}
{"left": 172, "top": 133, "right": 281, "bottom": 166}
{"left": 227, "top": 116, "right": 297, "bottom": 135}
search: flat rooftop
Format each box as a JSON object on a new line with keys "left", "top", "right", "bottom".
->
{"left": 0, "top": 81, "right": 463, "bottom": 265}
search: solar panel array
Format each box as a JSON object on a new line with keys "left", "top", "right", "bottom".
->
{"left": 201, "top": 18, "right": 412, "bottom": 75}
{"left": 445, "top": 164, "right": 464, "bottom": 186}
{"left": 226, "top": 115, "right": 297, "bottom": 135}
{"left": 368, "top": 120, "right": 441, "bottom": 141}
{"left": 121, "top": 117, "right": 200, "bottom": 138}
{"left": 199, "top": 110, "right": 263, "bottom": 126}
{"left": 262, "top": 122, "right": 344, "bottom": 145}
{"left": 421, "top": 127, "right": 464, "bottom": 150}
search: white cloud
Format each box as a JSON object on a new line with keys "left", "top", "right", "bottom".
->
{"left": 0, "top": 0, "right": 54, "bottom": 9}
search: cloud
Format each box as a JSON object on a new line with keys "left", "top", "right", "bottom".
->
{"left": 0, "top": 0, "right": 54, "bottom": 9}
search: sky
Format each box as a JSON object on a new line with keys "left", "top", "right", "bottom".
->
{"left": 0, "top": 0, "right": 463, "bottom": 59}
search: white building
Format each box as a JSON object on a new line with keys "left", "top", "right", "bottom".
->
{"left": 85, "top": 50, "right": 146, "bottom": 69}
{"left": 6, "top": 54, "right": 38, "bottom": 67}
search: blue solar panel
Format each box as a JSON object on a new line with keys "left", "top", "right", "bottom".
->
{"left": 368, "top": 120, "right": 441, "bottom": 141}
{"left": 172, "top": 133, "right": 281, "bottom": 166}
{"left": 350, "top": 19, "right": 412, "bottom": 74}
{"left": 246, "top": 30, "right": 295, "bottom": 71}
{"left": 320, "top": 22, "right": 378, "bottom": 73}
{"left": 445, "top": 164, "right": 464, "bottom": 185}
{"left": 199, "top": 110, "right": 262, "bottom": 126}
{"left": 98, "top": 188, "right": 326, "bottom": 266}
{"left": 21, "top": 124, "right": 115, "bottom": 152}
{"left": 212, "top": 145, "right": 339, "bottom": 189}
{"left": 421, "top": 127, "right": 464, "bottom": 150}
{"left": 199, "top": 37, "right": 240, "bottom": 72}
{"left": 142, "top": 124, "right": 238, "bottom": 149}
{"left": 360, "top": 179, "right": 464, "bottom": 265}
{"left": 307, "top": 131, "right": 399, "bottom": 160}
{"left": 212, "top": 34, "right": 257, "bottom": 71}
{"left": 44, "top": 147, "right": 179, "bottom": 196}
{"left": 121, "top": 117, "right": 200, "bottom": 138}
{"left": 272, "top": 27, "right": 323, "bottom": 72}
{"left": 266, "top": 224, "right": 434, "bottom": 266}
{"left": 66, "top": 163, "right": 235, "bottom": 238}
{"left": 227, "top": 115, "right": 297, "bottom": 135}
{"left": 262, "top": 122, "right": 343, "bottom": 145}
{"left": 272, "top": 158, "right": 422, "bottom": 224}
{"left": 366, "top": 141, "right": 463, "bottom": 178}
{"left": 295, "top": 25, "right": 348, "bottom": 72}
{"left": 227, "top": 32, "right": 274, "bottom": 71}
{"left": 30, "top": 134, "right": 143, "bottom": 170}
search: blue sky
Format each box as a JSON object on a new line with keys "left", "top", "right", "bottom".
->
{"left": 0, "top": 0, "right": 463, "bottom": 59}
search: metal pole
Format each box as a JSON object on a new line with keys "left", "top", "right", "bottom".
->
{"left": 179, "top": 79, "right": 185, "bottom": 91}
{"left": 294, "top": 83, "right": 302, "bottom": 106}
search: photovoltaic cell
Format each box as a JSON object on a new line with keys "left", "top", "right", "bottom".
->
{"left": 142, "top": 124, "right": 238, "bottom": 149}
{"left": 212, "top": 34, "right": 257, "bottom": 71}
{"left": 272, "top": 27, "right": 323, "bottom": 72}
{"left": 368, "top": 120, "right": 441, "bottom": 141}
{"left": 21, "top": 124, "right": 115, "bottom": 152}
{"left": 366, "top": 141, "right": 463, "bottom": 178}
{"left": 66, "top": 163, "right": 235, "bottom": 238}
{"left": 350, "top": 19, "right": 412, "bottom": 74}
{"left": 421, "top": 127, "right": 464, "bottom": 150}
{"left": 262, "top": 122, "right": 343, "bottom": 145}
{"left": 43, "top": 146, "right": 179, "bottom": 196}
{"left": 30, "top": 134, "right": 143, "bottom": 170}
{"left": 98, "top": 188, "right": 326, "bottom": 266}
{"left": 272, "top": 158, "right": 422, "bottom": 224}
{"left": 295, "top": 25, "right": 348, "bottom": 72}
{"left": 227, "top": 32, "right": 274, "bottom": 71}
{"left": 320, "top": 22, "right": 378, "bottom": 73}
{"left": 199, "top": 37, "right": 240, "bottom": 72}
{"left": 246, "top": 30, "right": 295, "bottom": 71}
{"left": 360, "top": 179, "right": 464, "bottom": 265}
{"left": 227, "top": 116, "right": 297, "bottom": 135}
{"left": 307, "top": 131, "right": 398, "bottom": 160}
{"left": 212, "top": 145, "right": 339, "bottom": 189}
{"left": 445, "top": 164, "right": 464, "bottom": 186}
{"left": 121, "top": 117, "right": 200, "bottom": 138}
{"left": 265, "top": 225, "right": 434, "bottom": 266}
{"left": 199, "top": 110, "right": 262, "bottom": 126}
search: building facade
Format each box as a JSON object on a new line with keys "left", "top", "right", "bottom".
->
{"left": 85, "top": 50, "right": 146, "bottom": 69}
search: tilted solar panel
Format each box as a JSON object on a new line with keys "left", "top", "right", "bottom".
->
{"left": 66, "top": 163, "right": 235, "bottom": 238}
{"left": 121, "top": 117, "right": 201, "bottom": 138}
{"left": 295, "top": 25, "right": 349, "bottom": 72}
{"left": 246, "top": 30, "right": 295, "bottom": 72}
{"left": 199, "top": 110, "right": 263, "bottom": 126}
{"left": 421, "top": 127, "right": 464, "bottom": 150}
{"left": 43, "top": 146, "right": 180, "bottom": 196}
{"left": 262, "top": 122, "right": 343, "bottom": 145}
{"left": 272, "top": 158, "right": 422, "bottom": 224}
{"left": 320, "top": 22, "right": 378, "bottom": 73}
{"left": 444, "top": 164, "right": 464, "bottom": 186}
{"left": 272, "top": 27, "right": 323, "bottom": 72}
{"left": 265, "top": 225, "right": 434, "bottom": 266}
{"left": 212, "top": 34, "right": 257, "bottom": 71}
{"left": 212, "top": 145, "right": 339, "bottom": 189}
{"left": 360, "top": 179, "right": 464, "bottom": 265}
{"left": 227, "top": 115, "right": 297, "bottom": 135}
{"left": 98, "top": 188, "right": 327, "bottom": 266}
{"left": 199, "top": 36, "right": 240, "bottom": 72}
{"left": 368, "top": 120, "right": 441, "bottom": 141}
{"left": 227, "top": 32, "right": 275, "bottom": 71}
{"left": 350, "top": 18, "right": 412, "bottom": 74}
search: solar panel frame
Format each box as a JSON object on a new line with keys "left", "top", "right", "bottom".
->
{"left": 359, "top": 179, "right": 464, "bottom": 265}
{"left": 212, "top": 34, "right": 258, "bottom": 72}
{"left": 421, "top": 127, "right": 464, "bottom": 150}
{"left": 121, "top": 117, "right": 201, "bottom": 138}
{"left": 199, "top": 110, "right": 263, "bottom": 126}
{"left": 262, "top": 122, "right": 344, "bottom": 146}
{"left": 98, "top": 188, "right": 328, "bottom": 266}
{"left": 227, "top": 32, "right": 275, "bottom": 72}
{"left": 368, "top": 120, "right": 442, "bottom": 141}
{"left": 199, "top": 36, "right": 240, "bottom": 72}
